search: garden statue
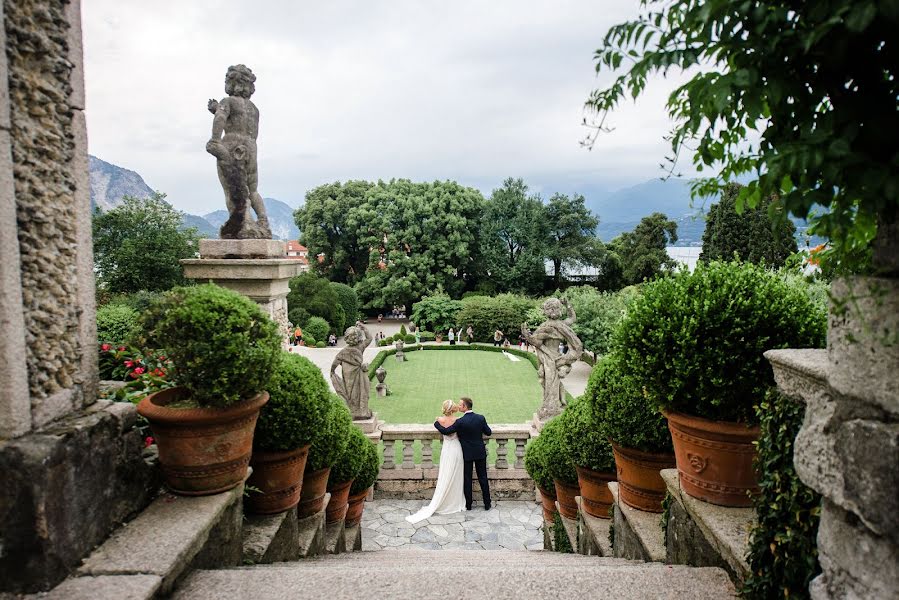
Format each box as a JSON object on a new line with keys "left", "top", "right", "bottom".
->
{"left": 375, "top": 366, "right": 388, "bottom": 397}
{"left": 521, "top": 298, "right": 583, "bottom": 420}
{"left": 331, "top": 321, "right": 374, "bottom": 419}
{"left": 395, "top": 339, "right": 405, "bottom": 361}
{"left": 206, "top": 64, "right": 272, "bottom": 239}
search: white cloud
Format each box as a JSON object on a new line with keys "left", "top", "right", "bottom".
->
{"left": 82, "top": 0, "right": 693, "bottom": 215}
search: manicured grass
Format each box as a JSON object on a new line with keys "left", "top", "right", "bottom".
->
{"left": 369, "top": 349, "right": 542, "bottom": 424}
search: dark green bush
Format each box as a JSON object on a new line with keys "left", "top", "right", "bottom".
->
{"left": 305, "top": 336, "right": 317, "bottom": 347}
{"left": 288, "top": 307, "right": 311, "bottom": 329}
{"left": 306, "top": 393, "right": 352, "bottom": 472}
{"left": 616, "top": 261, "right": 826, "bottom": 423}
{"left": 741, "top": 389, "right": 821, "bottom": 599}
{"left": 303, "top": 316, "right": 330, "bottom": 343}
{"left": 107, "top": 290, "right": 164, "bottom": 313}
{"left": 330, "top": 282, "right": 359, "bottom": 326}
{"left": 287, "top": 272, "right": 342, "bottom": 332}
{"left": 410, "top": 293, "right": 464, "bottom": 332}
{"left": 455, "top": 294, "right": 536, "bottom": 342}
{"left": 403, "top": 334, "right": 416, "bottom": 344}
{"left": 316, "top": 341, "right": 326, "bottom": 348}
{"left": 560, "top": 395, "right": 614, "bottom": 472}
{"left": 329, "top": 424, "right": 368, "bottom": 486}
{"left": 553, "top": 512, "right": 574, "bottom": 553}
{"left": 540, "top": 413, "right": 578, "bottom": 485}
{"left": 97, "top": 304, "right": 141, "bottom": 345}
{"left": 254, "top": 353, "right": 330, "bottom": 451}
{"left": 418, "top": 331, "right": 435, "bottom": 342}
{"left": 144, "top": 284, "right": 281, "bottom": 408}
{"left": 350, "top": 434, "right": 380, "bottom": 495}
{"left": 592, "top": 353, "right": 673, "bottom": 454}
{"left": 399, "top": 324, "right": 407, "bottom": 336}
{"left": 524, "top": 432, "right": 555, "bottom": 492}
{"left": 332, "top": 303, "right": 347, "bottom": 337}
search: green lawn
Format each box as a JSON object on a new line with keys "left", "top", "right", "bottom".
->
{"left": 369, "top": 349, "right": 542, "bottom": 424}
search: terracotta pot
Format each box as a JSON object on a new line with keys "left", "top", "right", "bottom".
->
{"left": 344, "top": 487, "right": 370, "bottom": 527}
{"left": 297, "top": 466, "right": 331, "bottom": 518}
{"left": 610, "top": 442, "right": 676, "bottom": 513}
{"left": 246, "top": 445, "right": 310, "bottom": 515}
{"left": 537, "top": 486, "right": 558, "bottom": 523}
{"left": 553, "top": 479, "right": 580, "bottom": 519}
{"left": 326, "top": 478, "right": 354, "bottom": 524}
{"left": 574, "top": 466, "right": 615, "bottom": 519}
{"left": 137, "top": 387, "right": 268, "bottom": 496}
{"left": 664, "top": 410, "right": 760, "bottom": 507}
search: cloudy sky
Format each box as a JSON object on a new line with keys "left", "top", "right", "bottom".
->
{"left": 82, "top": 0, "right": 689, "bottom": 215}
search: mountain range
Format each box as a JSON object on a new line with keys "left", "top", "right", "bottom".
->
{"left": 88, "top": 155, "right": 300, "bottom": 240}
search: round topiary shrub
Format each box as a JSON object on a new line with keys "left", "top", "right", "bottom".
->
{"left": 330, "top": 282, "right": 359, "bottom": 326}
{"left": 307, "top": 394, "right": 352, "bottom": 472}
{"left": 144, "top": 284, "right": 281, "bottom": 408}
{"left": 97, "top": 303, "right": 140, "bottom": 345}
{"left": 316, "top": 340, "right": 326, "bottom": 348}
{"left": 288, "top": 307, "right": 311, "bottom": 330}
{"left": 329, "top": 425, "right": 368, "bottom": 485}
{"left": 616, "top": 261, "right": 826, "bottom": 424}
{"left": 304, "top": 316, "right": 330, "bottom": 343}
{"left": 404, "top": 334, "right": 416, "bottom": 344}
{"left": 524, "top": 433, "right": 554, "bottom": 492}
{"left": 418, "top": 331, "right": 435, "bottom": 342}
{"left": 304, "top": 335, "right": 317, "bottom": 347}
{"left": 540, "top": 413, "right": 578, "bottom": 485}
{"left": 590, "top": 353, "right": 673, "bottom": 454}
{"left": 350, "top": 434, "right": 380, "bottom": 495}
{"left": 254, "top": 353, "right": 331, "bottom": 451}
{"left": 560, "top": 395, "right": 614, "bottom": 472}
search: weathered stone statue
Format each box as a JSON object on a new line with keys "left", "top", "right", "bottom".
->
{"left": 206, "top": 64, "right": 271, "bottom": 240}
{"left": 331, "top": 322, "right": 374, "bottom": 419}
{"left": 521, "top": 298, "right": 583, "bottom": 420}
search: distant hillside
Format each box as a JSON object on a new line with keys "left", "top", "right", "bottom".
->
{"left": 204, "top": 198, "right": 300, "bottom": 240}
{"left": 89, "top": 155, "right": 156, "bottom": 211}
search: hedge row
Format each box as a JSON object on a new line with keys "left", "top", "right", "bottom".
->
{"left": 366, "top": 343, "right": 539, "bottom": 379}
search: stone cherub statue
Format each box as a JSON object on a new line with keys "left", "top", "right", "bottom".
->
{"left": 206, "top": 64, "right": 271, "bottom": 239}
{"left": 521, "top": 298, "right": 583, "bottom": 420}
{"left": 331, "top": 321, "right": 374, "bottom": 420}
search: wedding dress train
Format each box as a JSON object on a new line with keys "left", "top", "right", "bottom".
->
{"left": 405, "top": 433, "right": 466, "bottom": 524}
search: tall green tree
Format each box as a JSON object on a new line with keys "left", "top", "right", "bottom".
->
{"left": 545, "top": 192, "right": 602, "bottom": 288}
{"left": 294, "top": 181, "right": 374, "bottom": 284}
{"left": 700, "top": 183, "right": 797, "bottom": 267}
{"left": 480, "top": 178, "right": 548, "bottom": 294}
{"left": 92, "top": 193, "right": 200, "bottom": 294}
{"left": 608, "top": 212, "right": 678, "bottom": 285}
{"left": 287, "top": 272, "right": 344, "bottom": 334}
{"left": 585, "top": 0, "right": 898, "bottom": 274}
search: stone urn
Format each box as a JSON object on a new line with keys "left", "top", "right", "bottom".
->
{"left": 375, "top": 367, "right": 387, "bottom": 384}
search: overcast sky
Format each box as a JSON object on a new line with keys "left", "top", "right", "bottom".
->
{"left": 82, "top": 0, "right": 689, "bottom": 215}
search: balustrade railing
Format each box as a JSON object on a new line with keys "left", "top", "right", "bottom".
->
{"left": 379, "top": 424, "right": 532, "bottom": 472}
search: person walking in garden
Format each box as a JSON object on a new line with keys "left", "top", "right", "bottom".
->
{"left": 493, "top": 329, "right": 503, "bottom": 347}
{"left": 294, "top": 326, "right": 303, "bottom": 347}
{"left": 466, "top": 325, "right": 474, "bottom": 344}
{"left": 448, "top": 327, "right": 456, "bottom": 345}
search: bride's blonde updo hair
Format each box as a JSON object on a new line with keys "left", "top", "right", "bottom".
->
{"left": 441, "top": 399, "right": 456, "bottom": 416}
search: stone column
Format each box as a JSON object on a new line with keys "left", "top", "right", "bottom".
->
{"left": 182, "top": 239, "right": 301, "bottom": 342}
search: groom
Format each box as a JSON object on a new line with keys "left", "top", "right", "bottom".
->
{"left": 434, "top": 397, "right": 492, "bottom": 510}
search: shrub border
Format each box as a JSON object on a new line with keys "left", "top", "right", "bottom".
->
{"left": 367, "top": 343, "right": 540, "bottom": 379}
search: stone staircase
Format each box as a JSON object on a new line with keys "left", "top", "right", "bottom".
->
{"left": 171, "top": 550, "right": 737, "bottom": 599}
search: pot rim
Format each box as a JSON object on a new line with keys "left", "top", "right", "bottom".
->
{"left": 662, "top": 409, "right": 760, "bottom": 442}
{"left": 138, "top": 386, "right": 269, "bottom": 425}
{"left": 610, "top": 441, "right": 676, "bottom": 462}
{"left": 348, "top": 486, "right": 372, "bottom": 502}
{"left": 327, "top": 478, "right": 354, "bottom": 493}
{"left": 251, "top": 444, "right": 311, "bottom": 462}
{"left": 574, "top": 465, "right": 616, "bottom": 481}
{"left": 553, "top": 478, "right": 580, "bottom": 493}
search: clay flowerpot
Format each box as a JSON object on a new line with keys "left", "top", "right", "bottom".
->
{"left": 574, "top": 466, "right": 615, "bottom": 519}
{"left": 664, "top": 410, "right": 760, "bottom": 507}
{"left": 344, "top": 487, "right": 370, "bottom": 527}
{"left": 137, "top": 387, "right": 268, "bottom": 496}
{"left": 326, "top": 479, "right": 354, "bottom": 524}
{"left": 553, "top": 479, "right": 580, "bottom": 519}
{"left": 297, "top": 466, "right": 331, "bottom": 518}
{"left": 246, "top": 445, "right": 310, "bottom": 515}
{"left": 537, "top": 486, "right": 558, "bottom": 523}
{"left": 610, "top": 442, "right": 676, "bottom": 513}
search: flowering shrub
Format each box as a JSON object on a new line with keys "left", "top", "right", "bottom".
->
{"left": 98, "top": 343, "right": 175, "bottom": 405}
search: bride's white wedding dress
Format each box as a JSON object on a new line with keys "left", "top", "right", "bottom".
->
{"left": 406, "top": 433, "right": 466, "bottom": 524}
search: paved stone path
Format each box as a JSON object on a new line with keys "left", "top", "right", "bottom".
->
{"left": 359, "top": 499, "right": 544, "bottom": 551}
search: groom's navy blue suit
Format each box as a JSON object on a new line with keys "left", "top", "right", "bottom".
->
{"left": 434, "top": 411, "right": 492, "bottom": 510}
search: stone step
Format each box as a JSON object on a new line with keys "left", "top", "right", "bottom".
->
{"left": 299, "top": 550, "right": 638, "bottom": 567}
{"left": 172, "top": 552, "right": 736, "bottom": 599}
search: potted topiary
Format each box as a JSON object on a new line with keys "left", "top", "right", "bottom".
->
{"left": 345, "top": 435, "right": 380, "bottom": 527}
{"left": 524, "top": 433, "right": 557, "bottom": 523}
{"left": 326, "top": 425, "right": 368, "bottom": 524}
{"left": 136, "top": 284, "right": 281, "bottom": 495}
{"left": 298, "top": 393, "right": 352, "bottom": 517}
{"left": 617, "top": 261, "right": 826, "bottom": 506}
{"left": 541, "top": 414, "right": 580, "bottom": 519}
{"left": 560, "top": 395, "right": 615, "bottom": 519}
{"left": 246, "top": 353, "right": 331, "bottom": 514}
{"left": 594, "top": 354, "right": 674, "bottom": 513}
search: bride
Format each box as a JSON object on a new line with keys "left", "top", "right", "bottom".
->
{"left": 406, "top": 400, "right": 466, "bottom": 523}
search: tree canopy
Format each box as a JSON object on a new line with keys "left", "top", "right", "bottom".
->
{"left": 701, "top": 183, "right": 797, "bottom": 267}
{"left": 92, "top": 193, "right": 200, "bottom": 294}
{"left": 608, "top": 212, "right": 678, "bottom": 286}
{"left": 586, "top": 0, "right": 898, "bottom": 274}
{"left": 545, "top": 192, "right": 603, "bottom": 288}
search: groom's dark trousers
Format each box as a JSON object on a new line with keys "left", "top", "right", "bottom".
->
{"left": 434, "top": 411, "right": 492, "bottom": 509}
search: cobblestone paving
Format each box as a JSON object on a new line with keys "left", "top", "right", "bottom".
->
{"left": 360, "top": 499, "right": 545, "bottom": 551}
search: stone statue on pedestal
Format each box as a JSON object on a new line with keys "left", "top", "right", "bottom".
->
{"left": 331, "top": 322, "right": 374, "bottom": 419}
{"left": 521, "top": 298, "right": 583, "bottom": 420}
{"left": 206, "top": 64, "right": 271, "bottom": 240}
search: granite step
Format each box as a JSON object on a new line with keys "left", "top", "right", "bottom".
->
{"left": 172, "top": 551, "right": 736, "bottom": 599}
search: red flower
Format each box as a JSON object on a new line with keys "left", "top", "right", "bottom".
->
{"left": 144, "top": 436, "right": 155, "bottom": 447}
{"left": 117, "top": 346, "right": 126, "bottom": 352}
{"left": 124, "top": 360, "right": 134, "bottom": 368}
{"left": 153, "top": 368, "right": 166, "bottom": 377}
{"left": 132, "top": 367, "right": 145, "bottom": 375}
{"left": 101, "top": 343, "right": 111, "bottom": 352}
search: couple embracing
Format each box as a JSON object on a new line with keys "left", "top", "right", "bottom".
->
{"left": 406, "top": 397, "right": 492, "bottom": 524}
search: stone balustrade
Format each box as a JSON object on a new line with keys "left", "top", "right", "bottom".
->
{"left": 375, "top": 424, "right": 535, "bottom": 500}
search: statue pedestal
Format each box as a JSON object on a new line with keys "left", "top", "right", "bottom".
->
{"left": 376, "top": 383, "right": 388, "bottom": 397}
{"left": 181, "top": 240, "right": 301, "bottom": 342}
